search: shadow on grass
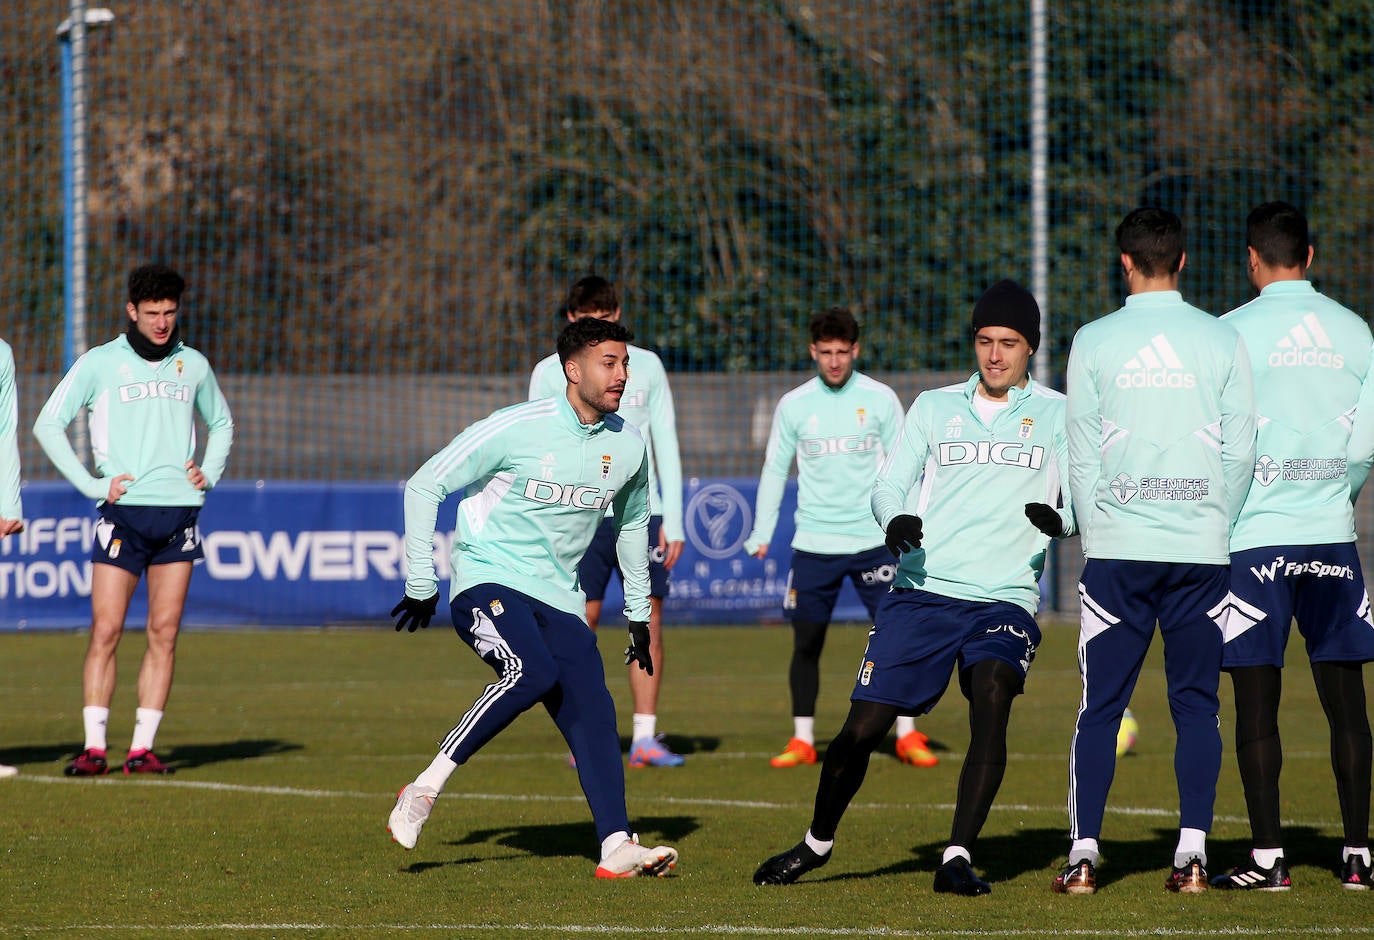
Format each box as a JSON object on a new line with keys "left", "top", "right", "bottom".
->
{"left": 161, "top": 739, "right": 304, "bottom": 770}
{"left": 617, "top": 734, "right": 723, "bottom": 756}
{"left": 0, "top": 738, "right": 301, "bottom": 773}
{"left": 0, "top": 741, "right": 87, "bottom": 767}
{"left": 795, "top": 823, "right": 1340, "bottom": 888}
{"left": 400, "top": 815, "right": 699, "bottom": 873}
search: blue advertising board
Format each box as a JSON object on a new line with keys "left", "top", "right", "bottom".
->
{"left": 0, "top": 479, "right": 873, "bottom": 630}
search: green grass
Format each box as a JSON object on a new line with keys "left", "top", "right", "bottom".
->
{"left": 1, "top": 621, "right": 1370, "bottom": 938}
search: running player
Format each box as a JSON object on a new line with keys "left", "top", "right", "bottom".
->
{"left": 1209, "top": 202, "right": 1374, "bottom": 891}
{"left": 743, "top": 307, "right": 935, "bottom": 770}
{"left": 529, "top": 276, "right": 686, "bottom": 768}
{"left": 388, "top": 316, "right": 679, "bottom": 879}
{"left": 753, "top": 280, "right": 1074, "bottom": 895}
{"left": 1056, "top": 207, "right": 1255, "bottom": 895}
{"left": 1, "top": 336, "right": 24, "bottom": 778}
{"left": 34, "top": 264, "right": 234, "bottom": 777}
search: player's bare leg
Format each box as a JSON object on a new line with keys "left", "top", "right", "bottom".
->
{"left": 139, "top": 561, "right": 192, "bottom": 711}
{"left": 119, "top": 560, "right": 191, "bottom": 774}
{"left": 67, "top": 564, "right": 139, "bottom": 775}
{"left": 628, "top": 596, "right": 683, "bottom": 766}
{"left": 84, "top": 564, "right": 139, "bottom": 708}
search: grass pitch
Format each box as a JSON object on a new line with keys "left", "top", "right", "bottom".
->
{"left": 1, "top": 620, "right": 1370, "bottom": 938}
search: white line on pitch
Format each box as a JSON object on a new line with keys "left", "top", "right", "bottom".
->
{"left": 5, "top": 774, "right": 1343, "bottom": 829}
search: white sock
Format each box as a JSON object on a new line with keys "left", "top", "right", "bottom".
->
{"left": 1252, "top": 847, "right": 1284, "bottom": 869}
{"left": 632, "top": 713, "right": 657, "bottom": 742}
{"left": 415, "top": 753, "right": 458, "bottom": 793}
{"left": 130, "top": 708, "right": 163, "bottom": 754}
{"left": 1069, "top": 838, "right": 1100, "bottom": 867}
{"left": 1175, "top": 828, "right": 1207, "bottom": 868}
{"left": 601, "top": 830, "right": 632, "bottom": 860}
{"left": 1343, "top": 845, "right": 1372, "bottom": 865}
{"left": 82, "top": 706, "right": 109, "bottom": 752}
{"left": 804, "top": 829, "right": 833, "bottom": 856}
{"left": 943, "top": 845, "right": 971, "bottom": 864}
{"left": 793, "top": 717, "right": 815, "bottom": 745}
{"left": 895, "top": 715, "right": 916, "bottom": 738}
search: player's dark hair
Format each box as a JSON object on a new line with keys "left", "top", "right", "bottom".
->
{"left": 1246, "top": 201, "right": 1310, "bottom": 269}
{"left": 1115, "top": 207, "right": 1184, "bottom": 278}
{"left": 128, "top": 264, "right": 185, "bottom": 305}
{"left": 565, "top": 275, "right": 620, "bottom": 316}
{"left": 556, "top": 316, "right": 634, "bottom": 365}
{"left": 810, "top": 307, "right": 859, "bottom": 344}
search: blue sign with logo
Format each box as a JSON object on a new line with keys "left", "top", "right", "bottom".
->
{"left": 0, "top": 479, "right": 872, "bottom": 630}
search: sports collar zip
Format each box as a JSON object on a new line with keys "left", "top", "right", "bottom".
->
{"left": 557, "top": 392, "right": 606, "bottom": 437}
{"left": 964, "top": 372, "right": 1034, "bottom": 418}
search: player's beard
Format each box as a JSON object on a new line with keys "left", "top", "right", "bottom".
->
{"left": 578, "top": 385, "right": 623, "bottom": 418}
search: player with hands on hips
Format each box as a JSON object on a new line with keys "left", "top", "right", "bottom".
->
{"left": 388, "top": 316, "right": 677, "bottom": 879}
{"left": 34, "top": 264, "right": 234, "bottom": 778}
{"left": 753, "top": 279, "right": 1074, "bottom": 896}
{"left": 744, "top": 308, "right": 937, "bottom": 771}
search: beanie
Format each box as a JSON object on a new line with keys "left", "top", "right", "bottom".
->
{"left": 971, "top": 279, "right": 1040, "bottom": 352}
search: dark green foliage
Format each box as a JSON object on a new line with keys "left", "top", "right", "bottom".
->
{"left": 3, "top": 1, "right": 1371, "bottom": 375}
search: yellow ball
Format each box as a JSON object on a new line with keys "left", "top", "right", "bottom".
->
{"left": 1116, "top": 708, "right": 1139, "bottom": 758}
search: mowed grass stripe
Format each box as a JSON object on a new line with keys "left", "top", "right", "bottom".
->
{"left": 6, "top": 774, "right": 1349, "bottom": 830}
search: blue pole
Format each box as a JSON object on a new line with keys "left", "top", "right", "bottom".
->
{"left": 60, "top": 35, "right": 76, "bottom": 371}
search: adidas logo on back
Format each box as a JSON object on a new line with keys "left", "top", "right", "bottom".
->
{"left": 1115, "top": 334, "right": 1197, "bottom": 389}
{"left": 1269, "top": 314, "right": 1344, "bottom": 368}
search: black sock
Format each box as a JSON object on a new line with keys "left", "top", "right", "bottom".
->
{"left": 788, "top": 620, "right": 828, "bottom": 718}
{"left": 1231, "top": 665, "right": 1285, "bottom": 848}
{"left": 1312, "top": 660, "right": 1372, "bottom": 848}
{"left": 949, "top": 659, "right": 1019, "bottom": 850}
{"left": 810, "top": 700, "right": 896, "bottom": 841}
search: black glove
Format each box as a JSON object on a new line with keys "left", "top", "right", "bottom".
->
{"left": 1025, "top": 502, "right": 1065, "bottom": 538}
{"left": 884, "top": 514, "right": 923, "bottom": 556}
{"left": 391, "top": 594, "right": 439, "bottom": 632}
{"left": 624, "top": 620, "right": 654, "bottom": 676}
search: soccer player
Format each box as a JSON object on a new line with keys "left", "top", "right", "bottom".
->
{"left": 1, "top": 336, "right": 24, "bottom": 779}
{"left": 743, "top": 307, "right": 936, "bottom": 770}
{"left": 388, "top": 316, "right": 679, "bottom": 879}
{"left": 528, "top": 276, "right": 686, "bottom": 768}
{"left": 1208, "top": 202, "right": 1374, "bottom": 891}
{"left": 753, "top": 280, "right": 1073, "bottom": 895}
{"left": 34, "top": 264, "right": 234, "bottom": 777}
{"left": 1056, "top": 208, "right": 1255, "bottom": 895}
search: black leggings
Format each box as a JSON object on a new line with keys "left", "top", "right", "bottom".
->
{"left": 1231, "top": 661, "right": 1370, "bottom": 848}
{"left": 809, "top": 658, "right": 1021, "bottom": 849}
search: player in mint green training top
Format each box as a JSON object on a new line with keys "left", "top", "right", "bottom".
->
{"left": 742, "top": 307, "right": 935, "bottom": 771}
{"left": 529, "top": 276, "right": 686, "bottom": 767}
{"left": 387, "top": 316, "right": 678, "bottom": 880}
{"left": 0, "top": 337, "right": 24, "bottom": 779}
{"left": 0, "top": 339, "right": 23, "bottom": 538}
{"left": 1209, "top": 202, "right": 1374, "bottom": 892}
{"left": 34, "top": 264, "right": 234, "bottom": 778}
{"left": 1057, "top": 208, "right": 1256, "bottom": 897}
{"left": 754, "top": 279, "right": 1075, "bottom": 896}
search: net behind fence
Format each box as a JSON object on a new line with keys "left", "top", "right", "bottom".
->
{"left": 5, "top": 0, "right": 1374, "bottom": 612}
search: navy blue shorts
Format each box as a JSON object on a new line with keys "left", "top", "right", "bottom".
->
{"left": 850, "top": 587, "right": 1040, "bottom": 715}
{"left": 92, "top": 504, "right": 203, "bottom": 574}
{"left": 784, "top": 546, "right": 896, "bottom": 623}
{"left": 1223, "top": 543, "right": 1374, "bottom": 668}
{"left": 578, "top": 515, "right": 670, "bottom": 600}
